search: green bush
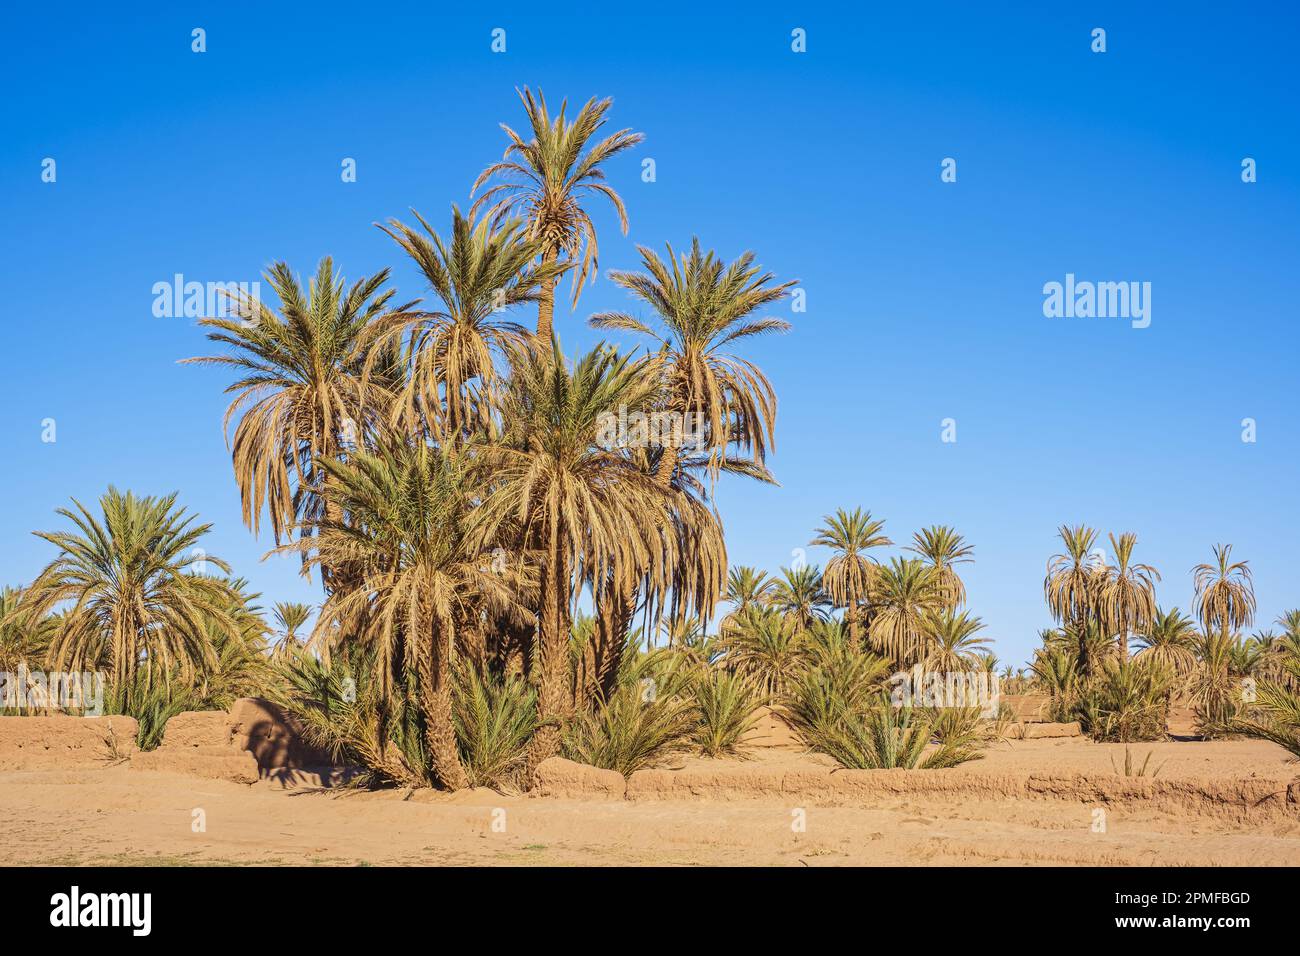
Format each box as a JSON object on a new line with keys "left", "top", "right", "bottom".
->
{"left": 452, "top": 665, "right": 537, "bottom": 788}
{"left": 691, "top": 669, "right": 764, "bottom": 757}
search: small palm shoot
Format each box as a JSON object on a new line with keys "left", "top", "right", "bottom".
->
{"left": 691, "top": 670, "right": 765, "bottom": 758}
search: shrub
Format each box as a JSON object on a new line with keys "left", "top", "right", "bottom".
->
{"left": 103, "top": 677, "right": 202, "bottom": 751}
{"left": 784, "top": 663, "right": 986, "bottom": 770}
{"left": 1031, "top": 648, "right": 1083, "bottom": 723}
{"left": 563, "top": 679, "right": 697, "bottom": 776}
{"left": 272, "top": 651, "right": 427, "bottom": 787}
{"left": 452, "top": 665, "right": 537, "bottom": 789}
{"left": 1078, "top": 658, "right": 1172, "bottom": 742}
{"left": 691, "top": 669, "right": 764, "bottom": 758}
{"left": 1232, "top": 670, "right": 1300, "bottom": 759}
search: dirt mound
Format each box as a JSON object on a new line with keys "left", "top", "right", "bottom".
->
{"left": 611, "top": 760, "right": 1300, "bottom": 823}
{"left": 157, "top": 710, "right": 231, "bottom": 749}
{"left": 998, "top": 694, "right": 1052, "bottom": 722}
{"left": 533, "top": 757, "right": 625, "bottom": 799}
{"left": 130, "top": 746, "right": 260, "bottom": 784}
{"left": 742, "top": 706, "right": 803, "bottom": 750}
{"left": 228, "top": 697, "right": 332, "bottom": 768}
{"left": 126, "top": 698, "right": 335, "bottom": 784}
{"left": 0, "top": 716, "right": 138, "bottom": 770}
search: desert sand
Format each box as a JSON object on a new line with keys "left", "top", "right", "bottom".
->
{"left": 2, "top": 734, "right": 1298, "bottom": 867}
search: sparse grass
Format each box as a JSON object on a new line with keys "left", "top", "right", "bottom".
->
{"left": 1110, "top": 744, "right": 1166, "bottom": 777}
{"left": 99, "top": 722, "right": 131, "bottom": 765}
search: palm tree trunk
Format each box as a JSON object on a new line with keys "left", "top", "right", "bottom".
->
{"left": 536, "top": 247, "right": 558, "bottom": 340}
{"left": 595, "top": 583, "right": 633, "bottom": 700}
{"left": 417, "top": 617, "right": 468, "bottom": 791}
{"left": 653, "top": 443, "right": 679, "bottom": 488}
{"left": 524, "top": 518, "right": 571, "bottom": 781}
{"left": 847, "top": 578, "right": 860, "bottom": 647}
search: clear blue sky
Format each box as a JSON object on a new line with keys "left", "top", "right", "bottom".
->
{"left": 2, "top": 3, "right": 1297, "bottom": 667}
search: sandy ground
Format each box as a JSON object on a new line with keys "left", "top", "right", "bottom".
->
{"left": 2, "top": 738, "right": 1298, "bottom": 866}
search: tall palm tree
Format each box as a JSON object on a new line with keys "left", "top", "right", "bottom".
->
{"left": 1133, "top": 607, "right": 1198, "bottom": 681}
{"left": 368, "top": 206, "right": 568, "bottom": 439}
{"left": 718, "top": 565, "right": 775, "bottom": 633}
{"left": 769, "top": 565, "right": 831, "bottom": 632}
{"left": 298, "top": 442, "right": 524, "bottom": 790}
{"left": 21, "top": 488, "right": 236, "bottom": 692}
{"left": 471, "top": 88, "right": 643, "bottom": 339}
{"left": 1096, "top": 532, "right": 1160, "bottom": 659}
{"left": 906, "top": 525, "right": 973, "bottom": 610}
{"left": 183, "top": 259, "right": 407, "bottom": 556}
{"left": 1192, "top": 544, "right": 1256, "bottom": 642}
{"left": 919, "top": 608, "right": 990, "bottom": 673}
{"left": 591, "top": 238, "right": 796, "bottom": 486}
{"left": 1044, "top": 524, "right": 1103, "bottom": 634}
{"left": 811, "top": 508, "right": 892, "bottom": 646}
{"left": 868, "top": 558, "right": 944, "bottom": 666}
{"left": 272, "top": 601, "right": 312, "bottom": 659}
{"left": 473, "top": 339, "right": 675, "bottom": 773}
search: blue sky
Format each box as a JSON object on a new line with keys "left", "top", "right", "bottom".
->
{"left": 2, "top": 3, "right": 1297, "bottom": 666}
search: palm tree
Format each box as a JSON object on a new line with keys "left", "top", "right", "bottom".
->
{"left": 718, "top": 566, "right": 774, "bottom": 633}
{"left": 1134, "top": 607, "right": 1198, "bottom": 682}
{"left": 272, "top": 602, "right": 312, "bottom": 658}
{"left": 868, "top": 558, "right": 944, "bottom": 666}
{"left": 368, "top": 206, "right": 568, "bottom": 438}
{"left": 811, "top": 509, "right": 892, "bottom": 646}
{"left": 201, "top": 579, "right": 273, "bottom": 707}
{"left": 1269, "top": 611, "right": 1300, "bottom": 691}
{"left": 183, "top": 259, "right": 407, "bottom": 557}
{"left": 471, "top": 88, "right": 643, "bottom": 339}
{"left": 1096, "top": 532, "right": 1160, "bottom": 659}
{"left": 769, "top": 565, "right": 831, "bottom": 632}
{"left": 0, "top": 586, "right": 56, "bottom": 675}
{"left": 1189, "top": 629, "right": 1242, "bottom": 734}
{"left": 906, "top": 525, "right": 973, "bottom": 609}
{"left": 919, "top": 608, "right": 990, "bottom": 673}
{"left": 1044, "top": 524, "right": 1103, "bottom": 634}
{"left": 1031, "top": 646, "right": 1084, "bottom": 722}
{"left": 473, "top": 339, "right": 675, "bottom": 773}
{"left": 22, "top": 488, "right": 236, "bottom": 692}
{"left": 591, "top": 238, "right": 795, "bottom": 485}
{"left": 298, "top": 442, "right": 524, "bottom": 790}
{"left": 1192, "top": 544, "right": 1256, "bottom": 642}
{"left": 718, "top": 606, "right": 806, "bottom": 697}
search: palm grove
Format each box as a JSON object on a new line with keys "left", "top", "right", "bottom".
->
{"left": 3, "top": 91, "right": 1299, "bottom": 785}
